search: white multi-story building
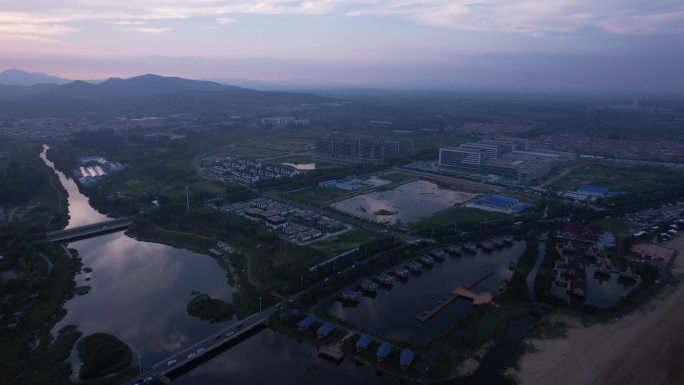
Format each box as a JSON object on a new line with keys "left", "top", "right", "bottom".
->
{"left": 439, "top": 147, "right": 484, "bottom": 166}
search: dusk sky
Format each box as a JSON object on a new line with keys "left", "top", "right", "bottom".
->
{"left": 2, "top": 0, "right": 683, "bottom": 93}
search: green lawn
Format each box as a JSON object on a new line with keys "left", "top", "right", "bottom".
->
{"left": 411, "top": 205, "right": 507, "bottom": 232}
{"left": 377, "top": 172, "right": 416, "bottom": 184}
{"left": 592, "top": 218, "right": 641, "bottom": 235}
{"left": 212, "top": 145, "right": 282, "bottom": 159}
{"left": 238, "top": 136, "right": 315, "bottom": 151}
{"left": 288, "top": 185, "right": 356, "bottom": 204}
{"left": 307, "top": 229, "right": 388, "bottom": 258}
{"left": 548, "top": 162, "right": 684, "bottom": 193}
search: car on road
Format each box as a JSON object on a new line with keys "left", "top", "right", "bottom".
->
{"left": 236, "top": 322, "right": 243, "bottom": 328}
{"left": 288, "top": 297, "right": 296, "bottom": 303}
{"left": 187, "top": 353, "right": 197, "bottom": 359}
{"left": 226, "top": 331, "right": 235, "bottom": 337}
{"left": 196, "top": 348, "right": 206, "bottom": 355}
{"left": 166, "top": 360, "right": 177, "bottom": 367}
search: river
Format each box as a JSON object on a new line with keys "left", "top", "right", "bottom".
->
{"left": 41, "top": 145, "right": 536, "bottom": 384}
{"left": 42, "top": 146, "right": 236, "bottom": 374}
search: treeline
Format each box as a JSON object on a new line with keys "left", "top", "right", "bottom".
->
{"left": 137, "top": 203, "right": 395, "bottom": 294}
{"left": 0, "top": 159, "right": 49, "bottom": 206}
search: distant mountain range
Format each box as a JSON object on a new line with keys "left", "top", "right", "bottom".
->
{"left": 0, "top": 69, "right": 72, "bottom": 86}
{"left": 0, "top": 73, "right": 330, "bottom": 118}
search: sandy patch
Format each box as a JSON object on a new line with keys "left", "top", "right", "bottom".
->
{"left": 511, "top": 233, "right": 684, "bottom": 385}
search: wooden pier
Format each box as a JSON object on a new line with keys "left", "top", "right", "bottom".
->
{"left": 416, "top": 269, "right": 493, "bottom": 322}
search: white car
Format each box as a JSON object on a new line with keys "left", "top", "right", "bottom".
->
{"left": 166, "top": 360, "right": 177, "bottom": 367}
{"left": 187, "top": 353, "right": 197, "bottom": 359}
{"left": 196, "top": 348, "right": 207, "bottom": 354}
{"left": 226, "top": 331, "right": 235, "bottom": 337}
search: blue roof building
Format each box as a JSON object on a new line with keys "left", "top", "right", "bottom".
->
{"left": 356, "top": 334, "right": 374, "bottom": 352}
{"left": 297, "top": 315, "right": 317, "bottom": 331}
{"left": 336, "top": 181, "right": 366, "bottom": 191}
{"left": 376, "top": 342, "right": 393, "bottom": 361}
{"left": 578, "top": 184, "right": 610, "bottom": 196}
{"left": 317, "top": 322, "right": 335, "bottom": 339}
{"left": 400, "top": 349, "right": 415, "bottom": 369}
{"left": 471, "top": 194, "right": 530, "bottom": 213}
{"left": 319, "top": 179, "right": 338, "bottom": 188}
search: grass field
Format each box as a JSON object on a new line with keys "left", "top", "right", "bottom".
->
{"left": 592, "top": 218, "right": 641, "bottom": 235}
{"left": 548, "top": 162, "right": 684, "bottom": 193}
{"left": 211, "top": 145, "right": 282, "bottom": 159}
{"left": 377, "top": 171, "right": 416, "bottom": 184}
{"left": 411, "top": 205, "right": 507, "bottom": 232}
{"left": 307, "top": 228, "right": 389, "bottom": 258}
{"left": 238, "top": 136, "right": 315, "bottom": 151}
{"left": 288, "top": 185, "right": 357, "bottom": 204}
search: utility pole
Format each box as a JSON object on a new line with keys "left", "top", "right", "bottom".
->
{"left": 138, "top": 354, "right": 142, "bottom": 373}
{"left": 259, "top": 296, "right": 262, "bottom": 313}
{"left": 300, "top": 275, "right": 303, "bottom": 289}
{"left": 186, "top": 185, "right": 190, "bottom": 213}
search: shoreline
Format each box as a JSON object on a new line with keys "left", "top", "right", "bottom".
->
{"left": 508, "top": 233, "right": 684, "bottom": 385}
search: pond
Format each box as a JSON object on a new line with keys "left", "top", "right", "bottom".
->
{"left": 330, "top": 180, "right": 476, "bottom": 225}
{"left": 328, "top": 242, "right": 527, "bottom": 343}
{"left": 550, "top": 263, "right": 636, "bottom": 308}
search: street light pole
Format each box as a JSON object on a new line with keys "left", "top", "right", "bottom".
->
{"left": 138, "top": 354, "right": 142, "bottom": 373}
{"left": 259, "top": 296, "right": 262, "bottom": 313}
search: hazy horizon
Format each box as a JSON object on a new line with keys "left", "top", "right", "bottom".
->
{"left": 2, "top": 1, "right": 684, "bottom": 94}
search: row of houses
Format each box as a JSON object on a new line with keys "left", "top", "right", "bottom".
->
{"left": 206, "top": 159, "right": 299, "bottom": 185}
{"left": 217, "top": 198, "right": 344, "bottom": 243}
{"left": 295, "top": 316, "right": 415, "bottom": 369}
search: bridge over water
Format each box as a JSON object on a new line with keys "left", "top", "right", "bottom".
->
{"left": 43, "top": 216, "right": 137, "bottom": 243}
{"left": 122, "top": 305, "right": 279, "bottom": 385}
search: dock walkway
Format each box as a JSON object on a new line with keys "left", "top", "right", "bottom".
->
{"left": 416, "top": 270, "right": 493, "bottom": 322}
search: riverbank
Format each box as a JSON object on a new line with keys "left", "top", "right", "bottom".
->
{"left": 509, "top": 234, "right": 684, "bottom": 385}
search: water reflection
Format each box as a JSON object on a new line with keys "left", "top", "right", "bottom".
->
{"left": 174, "top": 328, "right": 402, "bottom": 385}
{"left": 550, "top": 264, "right": 635, "bottom": 308}
{"left": 330, "top": 180, "right": 475, "bottom": 224}
{"left": 40, "top": 145, "right": 109, "bottom": 228}
{"left": 53, "top": 231, "right": 236, "bottom": 365}
{"left": 329, "top": 242, "right": 526, "bottom": 342}
{"left": 42, "top": 145, "right": 236, "bottom": 370}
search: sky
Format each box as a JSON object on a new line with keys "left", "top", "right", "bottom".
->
{"left": 1, "top": 0, "right": 683, "bottom": 93}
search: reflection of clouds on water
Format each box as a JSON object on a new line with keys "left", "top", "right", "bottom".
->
{"left": 40, "top": 147, "right": 109, "bottom": 229}
{"left": 55, "top": 232, "right": 235, "bottom": 364}
{"left": 329, "top": 242, "right": 527, "bottom": 342}
{"left": 174, "top": 329, "right": 398, "bottom": 385}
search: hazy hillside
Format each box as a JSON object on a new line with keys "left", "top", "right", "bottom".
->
{"left": 0, "top": 74, "right": 331, "bottom": 118}
{"left": 0, "top": 69, "right": 71, "bottom": 86}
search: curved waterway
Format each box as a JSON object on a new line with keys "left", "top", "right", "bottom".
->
{"left": 42, "top": 146, "right": 236, "bottom": 371}
{"left": 41, "top": 145, "right": 537, "bottom": 384}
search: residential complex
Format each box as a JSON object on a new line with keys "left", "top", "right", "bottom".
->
{"left": 261, "top": 116, "right": 310, "bottom": 128}
{"left": 205, "top": 158, "right": 299, "bottom": 185}
{"left": 315, "top": 135, "right": 414, "bottom": 161}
